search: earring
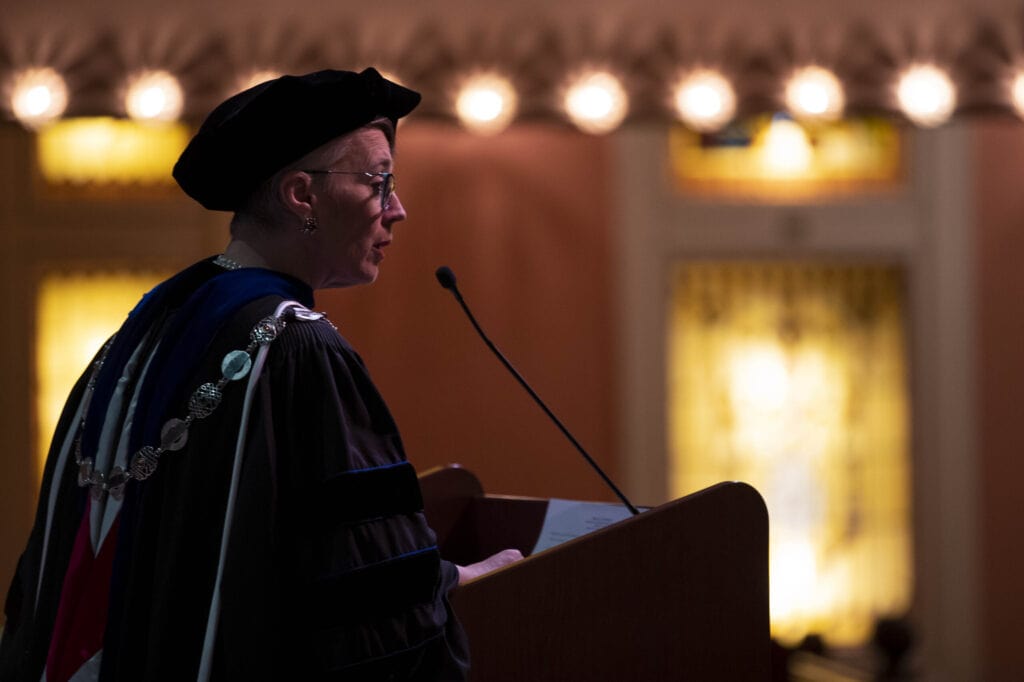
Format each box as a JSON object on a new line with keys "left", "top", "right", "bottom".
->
{"left": 302, "top": 216, "right": 318, "bottom": 235}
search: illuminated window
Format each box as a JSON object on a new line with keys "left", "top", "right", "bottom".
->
{"left": 669, "top": 115, "right": 904, "bottom": 202}
{"left": 35, "top": 117, "right": 190, "bottom": 187}
{"left": 35, "top": 271, "right": 166, "bottom": 482}
{"left": 668, "top": 262, "right": 912, "bottom": 646}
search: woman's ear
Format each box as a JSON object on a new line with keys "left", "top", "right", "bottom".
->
{"left": 277, "top": 170, "right": 317, "bottom": 221}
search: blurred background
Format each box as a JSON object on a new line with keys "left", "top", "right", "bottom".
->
{"left": 2, "top": 0, "right": 1023, "bottom": 679}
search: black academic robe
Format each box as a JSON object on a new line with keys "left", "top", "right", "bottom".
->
{"left": 0, "top": 269, "right": 469, "bottom": 682}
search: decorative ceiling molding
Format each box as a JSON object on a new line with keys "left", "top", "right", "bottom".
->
{"left": 2, "top": 2, "right": 1023, "bottom": 126}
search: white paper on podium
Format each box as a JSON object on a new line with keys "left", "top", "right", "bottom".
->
{"left": 531, "top": 498, "right": 637, "bottom": 555}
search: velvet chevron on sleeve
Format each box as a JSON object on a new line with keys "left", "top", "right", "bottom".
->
{"left": 218, "top": 313, "right": 470, "bottom": 680}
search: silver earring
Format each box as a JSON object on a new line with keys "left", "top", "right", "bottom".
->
{"left": 302, "top": 216, "right": 318, "bottom": 234}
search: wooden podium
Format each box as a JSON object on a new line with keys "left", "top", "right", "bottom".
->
{"left": 419, "top": 465, "right": 770, "bottom": 681}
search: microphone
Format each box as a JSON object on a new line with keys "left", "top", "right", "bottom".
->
{"left": 435, "top": 265, "right": 640, "bottom": 516}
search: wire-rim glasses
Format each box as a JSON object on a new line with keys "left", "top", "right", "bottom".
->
{"left": 303, "top": 170, "right": 396, "bottom": 211}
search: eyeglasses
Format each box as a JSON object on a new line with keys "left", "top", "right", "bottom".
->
{"left": 303, "top": 170, "right": 396, "bottom": 211}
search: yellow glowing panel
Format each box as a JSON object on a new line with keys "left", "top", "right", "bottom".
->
{"left": 35, "top": 117, "right": 190, "bottom": 184}
{"left": 35, "top": 271, "right": 166, "bottom": 482}
{"left": 668, "top": 262, "right": 912, "bottom": 646}
{"left": 669, "top": 116, "right": 904, "bottom": 202}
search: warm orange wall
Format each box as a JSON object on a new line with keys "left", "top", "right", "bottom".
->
{"left": 974, "top": 118, "right": 1024, "bottom": 680}
{"left": 317, "top": 122, "right": 618, "bottom": 501}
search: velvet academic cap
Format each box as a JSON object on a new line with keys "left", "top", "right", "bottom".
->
{"left": 173, "top": 67, "right": 421, "bottom": 211}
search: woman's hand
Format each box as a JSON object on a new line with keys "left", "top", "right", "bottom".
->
{"left": 455, "top": 549, "right": 524, "bottom": 585}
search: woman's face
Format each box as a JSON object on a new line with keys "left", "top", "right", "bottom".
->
{"left": 304, "top": 126, "right": 406, "bottom": 289}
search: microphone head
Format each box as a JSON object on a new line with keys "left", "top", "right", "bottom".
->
{"left": 435, "top": 266, "right": 457, "bottom": 290}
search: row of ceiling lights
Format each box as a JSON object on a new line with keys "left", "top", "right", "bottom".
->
{"left": 457, "top": 65, "right": 994, "bottom": 133}
{"left": 8, "top": 63, "right": 1024, "bottom": 134}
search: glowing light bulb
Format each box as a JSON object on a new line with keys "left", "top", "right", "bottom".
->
{"left": 10, "top": 68, "right": 68, "bottom": 128}
{"left": 1010, "top": 71, "right": 1024, "bottom": 119}
{"left": 672, "top": 70, "right": 736, "bottom": 132}
{"left": 455, "top": 74, "right": 517, "bottom": 135}
{"left": 895, "top": 64, "right": 956, "bottom": 127}
{"left": 124, "top": 70, "right": 184, "bottom": 122}
{"left": 563, "top": 71, "right": 628, "bottom": 135}
{"left": 785, "top": 66, "right": 844, "bottom": 120}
